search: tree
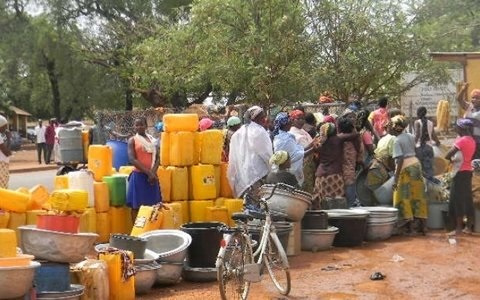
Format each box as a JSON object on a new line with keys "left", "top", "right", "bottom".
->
{"left": 304, "top": 0, "right": 449, "bottom": 104}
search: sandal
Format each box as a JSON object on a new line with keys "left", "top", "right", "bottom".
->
{"left": 370, "top": 272, "right": 386, "bottom": 280}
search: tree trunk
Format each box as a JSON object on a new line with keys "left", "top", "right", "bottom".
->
{"left": 191, "top": 83, "right": 213, "bottom": 105}
{"left": 125, "top": 88, "right": 133, "bottom": 111}
{"left": 43, "top": 54, "right": 61, "bottom": 120}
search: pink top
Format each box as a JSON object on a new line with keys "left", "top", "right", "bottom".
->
{"left": 370, "top": 108, "right": 389, "bottom": 137}
{"left": 362, "top": 130, "right": 373, "bottom": 145}
{"left": 133, "top": 135, "right": 153, "bottom": 172}
{"left": 454, "top": 136, "right": 476, "bottom": 172}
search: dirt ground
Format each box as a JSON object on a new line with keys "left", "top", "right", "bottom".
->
{"left": 139, "top": 231, "right": 480, "bottom": 300}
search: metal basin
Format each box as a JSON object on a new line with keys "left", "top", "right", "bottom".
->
{"left": 135, "top": 264, "right": 161, "bottom": 295}
{"left": 153, "top": 261, "right": 183, "bottom": 285}
{"left": 0, "top": 261, "right": 40, "bottom": 299}
{"left": 259, "top": 184, "right": 312, "bottom": 222}
{"left": 365, "top": 221, "right": 396, "bottom": 241}
{"left": 19, "top": 226, "right": 98, "bottom": 263}
{"left": 36, "top": 284, "right": 84, "bottom": 299}
{"left": 301, "top": 227, "right": 338, "bottom": 252}
{"left": 139, "top": 230, "right": 192, "bottom": 263}
{"left": 182, "top": 266, "right": 217, "bottom": 282}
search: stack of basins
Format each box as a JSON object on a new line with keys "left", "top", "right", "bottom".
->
{"left": 326, "top": 209, "right": 370, "bottom": 247}
{"left": 301, "top": 211, "right": 338, "bottom": 252}
{"left": 361, "top": 207, "right": 398, "bottom": 241}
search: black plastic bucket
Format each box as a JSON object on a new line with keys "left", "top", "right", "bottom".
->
{"left": 180, "top": 222, "right": 225, "bottom": 268}
{"left": 249, "top": 222, "right": 292, "bottom": 251}
{"left": 302, "top": 211, "right": 328, "bottom": 229}
{"left": 328, "top": 217, "right": 367, "bottom": 247}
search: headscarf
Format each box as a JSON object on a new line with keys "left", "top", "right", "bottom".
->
{"left": 323, "top": 115, "right": 335, "bottom": 124}
{"left": 315, "top": 122, "right": 336, "bottom": 147}
{"left": 391, "top": 115, "right": 407, "bottom": 130}
{"left": 227, "top": 116, "right": 241, "bottom": 127}
{"left": 0, "top": 116, "right": 7, "bottom": 128}
{"left": 199, "top": 118, "right": 214, "bottom": 131}
{"left": 471, "top": 89, "right": 480, "bottom": 99}
{"left": 289, "top": 110, "right": 304, "bottom": 120}
{"left": 243, "top": 106, "right": 264, "bottom": 124}
{"left": 456, "top": 118, "right": 473, "bottom": 129}
{"left": 273, "top": 112, "right": 289, "bottom": 136}
{"left": 342, "top": 108, "right": 355, "bottom": 117}
{"left": 154, "top": 122, "right": 163, "bottom": 133}
{"left": 269, "top": 150, "right": 289, "bottom": 166}
{"left": 356, "top": 109, "right": 369, "bottom": 130}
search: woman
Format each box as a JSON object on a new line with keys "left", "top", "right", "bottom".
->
{"left": 289, "top": 110, "right": 316, "bottom": 193}
{"left": 222, "top": 116, "right": 241, "bottom": 162}
{"left": 414, "top": 106, "right": 440, "bottom": 180}
{"left": 126, "top": 117, "right": 161, "bottom": 222}
{"left": 228, "top": 106, "right": 272, "bottom": 198}
{"left": 368, "top": 96, "right": 389, "bottom": 140}
{"left": 391, "top": 115, "right": 428, "bottom": 235}
{"left": 311, "top": 122, "right": 358, "bottom": 209}
{"left": 273, "top": 112, "right": 314, "bottom": 187}
{"left": 303, "top": 112, "right": 318, "bottom": 138}
{"left": 0, "top": 116, "right": 11, "bottom": 188}
{"left": 457, "top": 83, "right": 480, "bottom": 158}
{"left": 199, "top": 117, "right": 214, "bottom": 131}
{"left": 266, "top": 151, "right": 299, "bottom": 188}
{"left": 356, "top": 109, "right": 375, "bottom": 165}
{"left": 366, "top": 122, "right": 395, "bottom": 192}
{"left": 445, "top": 119, "right": 476, "bottom": 235}
{"left": 338, "top": 115, "right": 362, "bottom": 207}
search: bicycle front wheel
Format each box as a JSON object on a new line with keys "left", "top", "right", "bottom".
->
{"left": 264, "top": 232, "right": 291, "bottom": 295}
{"left": 218, "top": 233, "right": 253, "bottom": 300}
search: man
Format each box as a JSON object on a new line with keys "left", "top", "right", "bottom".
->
{"left": 227, "top": 106, "right": 273, "bottom": 198}
{"left": 34, "top": 119, "right": 47, "bottom": 164}
{"left": 45, "top": 119, "right": 56, "bottom": 164}
{"left": 368, "top": 96, "right": 389, "bottom": 140}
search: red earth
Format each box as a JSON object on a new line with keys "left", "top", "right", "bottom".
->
{"left": 138, "top": 231, "right": 480, "bottom": 299}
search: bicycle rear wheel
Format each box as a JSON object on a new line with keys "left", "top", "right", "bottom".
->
{"left": 218, "top": 233, "right": 253, "bottom": 300}
{"left": 264, "top": 232, "right": 291, "bottom": 295}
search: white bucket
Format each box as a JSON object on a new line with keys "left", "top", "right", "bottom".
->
{"left": 68, "top": 170, "right": 95, "bottom": 207}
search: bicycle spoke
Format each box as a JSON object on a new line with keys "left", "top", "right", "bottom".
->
{"left": 218, "top": 235, "right": 253, "bottom": 300}
{"left": 264, "top": 234, "right": 291, "bottom": 295}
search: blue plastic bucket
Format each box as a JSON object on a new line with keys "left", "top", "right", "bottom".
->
{"left": 34, "top": 262, "right": 71, "bottom": 292}
{"left": 107, "top": 140, "right": 129, "bottom": 170}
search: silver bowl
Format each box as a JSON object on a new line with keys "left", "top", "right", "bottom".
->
{"left": 182, "top": 266, "right": 217, "bottom": 282}
{"left": 139, "top": 230, "right": 192, "bottom": 263}
{"left": 19, "top": 226, "right": 98, "bottom": 263}
{"left": 0, "top": 261, "right": 40, "bottom": 299}
{"left": 36, "top": 284, "right": 84, "bottom": 299}
{"left": 365, "top": 221, "right": 396, "bottom": 241}
{"left": 259, "top": 184, "right": 312, "bottom": 222}
{"left": 135, "top": 264, "right": 161, "bottom": 295}
{"left": 301, "top": 227, "right": 339, "bottom": 252}
{"left": 154, "top": 261, "right": 183, "bottom": 285}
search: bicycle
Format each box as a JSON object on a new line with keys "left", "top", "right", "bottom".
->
{"left": 216, "top": 183, "right": 291, "bottom": 300}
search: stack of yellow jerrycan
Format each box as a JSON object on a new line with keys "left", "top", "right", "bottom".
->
{"left": 156, "top": 113, "right": 242, "bottom": 227}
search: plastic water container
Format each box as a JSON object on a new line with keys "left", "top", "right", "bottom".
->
{"left": 34, "top": 262, "right": 71, "bottom": 292}
{"left": 0, "top": 211, "right": 10, "bottom": 228}
{"left": 169, "top": 132, "right": 195, "bottom": 166}
{"left": 94, "top": 182, "right": 110, "bottom": 213}
{"left": 199, "top": 130, "right": 224, "bottom": 165}
{"left": 106, "top": 140, "right": 129, "bottom": 170}
{"left": 0, "top": 229, "right": 17, "bottom": 258}
{"left": 168, "top": 167, "right": 189, "bottom": 201}
{"left": 224, "top": 199, "right": 244, "bottom": 226}
{"left": 109, "top": 206, "right": 131, "bottom": 234}
{"left": 189, "top": 200, "right": 214, "bottom": 222}
{"left": 96, "top": 212, "right": 110, "bottom": 243}
{"left": 160, "top": 132, "right": 170, "bottom": 166}
{"left": 28, "top": 184, "right": 49, "bottom": 210}
{"left": 0, "top": 189, "right": 29, "bottom": 213}
{"left": 103, "top": 176, "right": 127, "bottom": 207}
{"left": 88, "top": 145, "right": 113, "bottom": 182}
{"left": 220, "top": 163, "right": 233, "bottom": 198}
{"left": 157, "top": 167, "right": 172, "bottom": 202}
{"left": 163, "top": 114, "right": 199, "bottom": 132}
{"left": 58, "top": 127, "right": 84, "bottom": 163}
{"left": 98, "top": 251, "right": 135, "bottom": 300}
{"left": 131, "top": 206, "right": 164, "bottom": 237}
{"left": 68, "top": 170, "right": 95, "bottom": 207}
{"left": 190, "top": 165, "right": 216, "bottom": 200}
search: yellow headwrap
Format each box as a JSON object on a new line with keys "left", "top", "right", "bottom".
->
{"left": 269, "top": 151, "right": 289, "bottom": 166}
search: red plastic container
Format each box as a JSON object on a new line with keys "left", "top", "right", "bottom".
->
{"left": 36, "top": 215, "right": 80, "bottom": 233}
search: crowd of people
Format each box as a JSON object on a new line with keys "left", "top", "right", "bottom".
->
{"left": 225, "top": 90, "right": 480, "bottom": 237}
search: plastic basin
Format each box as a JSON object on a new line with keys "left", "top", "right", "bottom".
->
{"left": 37, "top": 215, "right": 80, "bottom": 234}
{"left": 35, "top": 262, "right": 71, "bottom": 292}
{"left": 0, "top": 261, "right": 40, "bottom": 299}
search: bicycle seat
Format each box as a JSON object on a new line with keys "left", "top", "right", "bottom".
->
{"left": 231, "top": 213, "right": 254, "bottom": 222}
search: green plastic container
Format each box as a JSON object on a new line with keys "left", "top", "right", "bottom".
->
{"left": 103, "top": 175, "right": 127, "bottom": 206}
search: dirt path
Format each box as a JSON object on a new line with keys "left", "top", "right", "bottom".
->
{"left": 139, "top": 231, "right": 480, "bottom": 299}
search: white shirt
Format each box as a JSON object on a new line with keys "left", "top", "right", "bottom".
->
{"left": 227, "top": 122, "right": 273, "bottom": 197}
{"left": 0, "top": 134, "right": 9, "bottom": 163}
{"left": 289, "top": 126, "right": 313, "bottom": 148}
{"left": 35, "top": 125, "right": 46, "bottom": 143}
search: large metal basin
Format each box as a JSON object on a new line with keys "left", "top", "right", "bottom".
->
{"left": 139, "top": 230, "right": 192, "bottom": 263}
{"left": 19, "top": 226, "right": 98, "bottom": 263}
{"left": 153, "top": 262, "right": 183, "bottom": 285}
{"left": 259, "top": 184, "right": 311, "bottom": 221}
{"left": 0, "top": 261, "right": 40, "bottom": 299}
{"left": 301, "top": 227, "right": 338, "bottom": 252}
{"left": 135, "top": 264, "right": 161, "bottom": 294}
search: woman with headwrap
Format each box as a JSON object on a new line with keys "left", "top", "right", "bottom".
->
{"left": 222, "top": 116, "right": 241, "bottom": 162}
{"left": 266, "top": 151, "right": 299, "bottom": 188}
{"left": 391, "top": 115, "right": 428, "bottom": 235}
{"left": 311, "top": 122, "right": 359, "bottom": 209}
{"left": 272, "top": 112, "right": 315, "bottom": 187}
{"left": 228, "top": 106, "right": 272, "bottom": 198}
{"left": 414, "top": 106, "right": 441, "bottom": 180}
{"left": 289, "top": 110, "right": 316, "bottom": 193}
{"left": 0, "top": 116, "right": 11, "bottom": 188}
{"left": 457, "top": 82, "right": 480, "bottom": 158}
{"left": 199, "top": 117, "right": 214, "bottom": 131}
{"left": 366, "top": 121, "right": 395, "bottom": 192}
{"left": 356, "top": 109, "right": 375, "bottom": 164}
{"left": 445, "top": 119, "right": 476, "bottom": 235}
